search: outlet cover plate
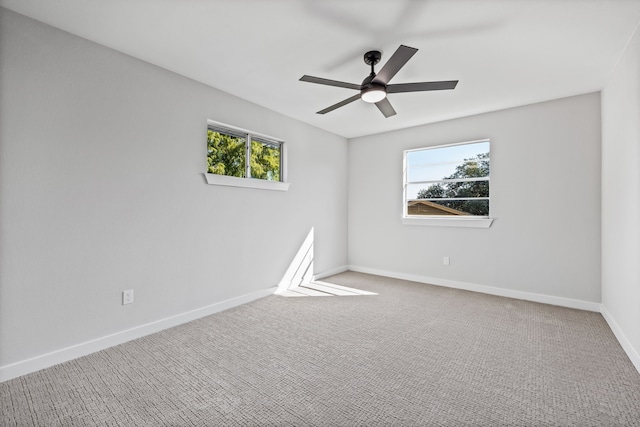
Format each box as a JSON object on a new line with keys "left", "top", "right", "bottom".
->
{"left": 122, "top": 290, "right": 134, "bottom": 305}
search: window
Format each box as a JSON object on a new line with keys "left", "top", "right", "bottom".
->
{"left": 403, "top": 140, "right": 491, "bottom": 227}
{"left": 205, "top": 121, "right": 289, "bottom": 191}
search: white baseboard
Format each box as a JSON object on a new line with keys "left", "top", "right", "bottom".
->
{"left": 313, "top": 265, "right": 349, "bottom": 281}
{"left": 600, "top": 305, "right": 640, "bottom": 374}
{"left": 347, "top": 265, "right": 602, "bottom": 312}
{"left": 0, "top": 286, "right": 277, "bottom": 383}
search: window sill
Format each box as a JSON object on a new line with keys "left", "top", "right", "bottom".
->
{"left": 204, "top": 173, "right": 290, "bottom": 191}
{"left": 402, "top": 216, "right": 494, "bottom": 228}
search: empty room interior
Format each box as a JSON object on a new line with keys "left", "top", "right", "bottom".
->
{"left": 1, "top": 0, "right": 640, "bottom": 425}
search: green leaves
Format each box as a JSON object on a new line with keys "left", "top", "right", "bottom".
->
{"left": 207, "top": 130, "right": 246, "bottom": 177}
{"left": 207, "top": 130, "right": 281, "bottom": 181}
{"left": 250, "top": 140, "right": 280, "bottom": 181}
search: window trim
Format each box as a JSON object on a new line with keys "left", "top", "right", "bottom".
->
{"left": 204, "top": 120, "right": 289, "bottom": 191}
{"left": 401, "top": 216, "right": 494, "bottom": 228}
{"left": 403, "top": 139, "right": 492, "bottom": 228}
{"left": 204, "top": 173, "right": 290, "bottom": 191}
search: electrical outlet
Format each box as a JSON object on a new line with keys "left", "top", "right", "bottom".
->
{"left": 443, "top": 256, "right": 450, "bottom": 266}
{"left": 122, "top": 289, "right": 134, "bottom": 305}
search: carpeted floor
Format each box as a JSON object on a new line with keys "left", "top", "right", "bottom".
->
{"left": 2, "top": 271, "right": 640, "bottom": 426}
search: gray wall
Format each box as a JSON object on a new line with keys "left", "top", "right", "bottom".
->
{"left": 602, "top": 24, "right": 640, "bottom": 363}
{"left": 348, "top": 93, "right": 602, "bottom": 304}
{"left": 0, "top": 9, "right": 348, "bottom": 367}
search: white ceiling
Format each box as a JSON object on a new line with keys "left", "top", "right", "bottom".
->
{"left": 3, "top": 0, "right": 640, "bottom": 138}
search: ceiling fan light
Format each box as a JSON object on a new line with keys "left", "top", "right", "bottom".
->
{"left": 361, "top": 87, "right": 386, "bottom": 103}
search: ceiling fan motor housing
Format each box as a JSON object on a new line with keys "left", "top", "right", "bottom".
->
{"left": 360, "top": 78, "right": 386, "bottom": 103}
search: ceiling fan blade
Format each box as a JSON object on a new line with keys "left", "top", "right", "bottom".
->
{"left": 317, "top": 94, "right": 361, "bottom": 114}
{"left": 387, "top": 80, "right": 459, "bottom": 93}
{"left": 372, "top": 45, "right": 418, "bottom": 85}
{"left": 375, "top": 97, "right": 397, "bottom": 118}
{"left": 300, "top": 75, "right": 361, "bottom": 90}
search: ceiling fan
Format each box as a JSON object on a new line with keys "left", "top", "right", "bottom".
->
{"left": 299, "top": 45, "right": 458, "bottom": 118}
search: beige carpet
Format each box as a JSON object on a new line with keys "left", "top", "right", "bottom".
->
{"left": 2, "top": 272, "right": 640, "bottom": 426}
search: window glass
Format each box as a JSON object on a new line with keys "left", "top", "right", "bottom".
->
{"left": 207, "top": 129, "right": 246, "bottom": 178}
{"left": 207, "top": 124, "right": 284, "bottom": 182}
{"left": 250, "top": 138, "right": 281, "bottom": 181}
{"left": 405, "top": 140, "right": 490, "bottom": 217}
{"left": 406, "top": 141, "right": 489, "bottom": 183}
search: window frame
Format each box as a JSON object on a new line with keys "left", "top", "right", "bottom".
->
{"left": 402, "top": 139, "right": 493, "bottom": 228}
{"left": 204, "top": 120, "right": 289, "bottom": 192}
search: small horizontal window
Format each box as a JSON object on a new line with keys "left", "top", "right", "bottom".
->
{"left": 205, "top": 121, "right": 288, "bottom": 191}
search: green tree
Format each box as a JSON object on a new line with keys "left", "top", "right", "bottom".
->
{"left": 207, "top": 130, "right": 246, "bottom": 177}
{"left": 417, "top": 183, "right": 445, "bottom": 199}
{"left": 250, "top": 140, "right": 280, "bottom": 181}
{"left": 416, "top": 152, "right": 489, "bottom": 215}
{"left": 207, "top": 131, "right": 281, "bottom": 181}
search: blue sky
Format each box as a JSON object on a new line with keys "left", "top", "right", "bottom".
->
{"left": 405, "top": 140, "right": 489, "bottom": 199}
{"left": 406, "top": 140, "right": 489, "bottom": 183}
